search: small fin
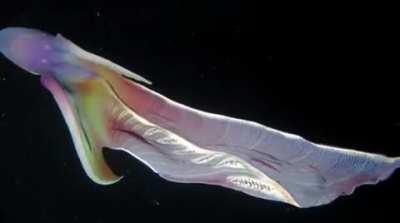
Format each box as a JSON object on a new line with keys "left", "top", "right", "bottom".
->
{"left": 55, "top": 33, "right": 152, "bottom": 85}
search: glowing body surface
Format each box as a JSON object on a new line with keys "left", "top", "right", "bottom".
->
{"left": 1, "top": 27, "right": 399, "bottom": 208}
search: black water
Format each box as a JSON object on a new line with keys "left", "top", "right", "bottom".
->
{"left": 0, "top": 1, "right": 399, "bottom": 223}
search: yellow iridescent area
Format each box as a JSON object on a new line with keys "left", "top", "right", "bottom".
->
{"left": 43, "top": 74, "right": 122, "bottom": 184}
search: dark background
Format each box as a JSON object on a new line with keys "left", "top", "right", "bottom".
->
{"left": 0, "top": 1, "right": 399, "bottom": 223}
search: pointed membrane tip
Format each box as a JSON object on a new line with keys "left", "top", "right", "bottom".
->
{"left": 94, "top": 174, "right": 124, "bottom": 186}
{"left": 136, "top": 75, "right": 152, "bottom": 85}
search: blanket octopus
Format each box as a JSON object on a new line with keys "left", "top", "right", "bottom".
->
{"left": 0, "top": 27, "right": 398, "bottom": 208}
